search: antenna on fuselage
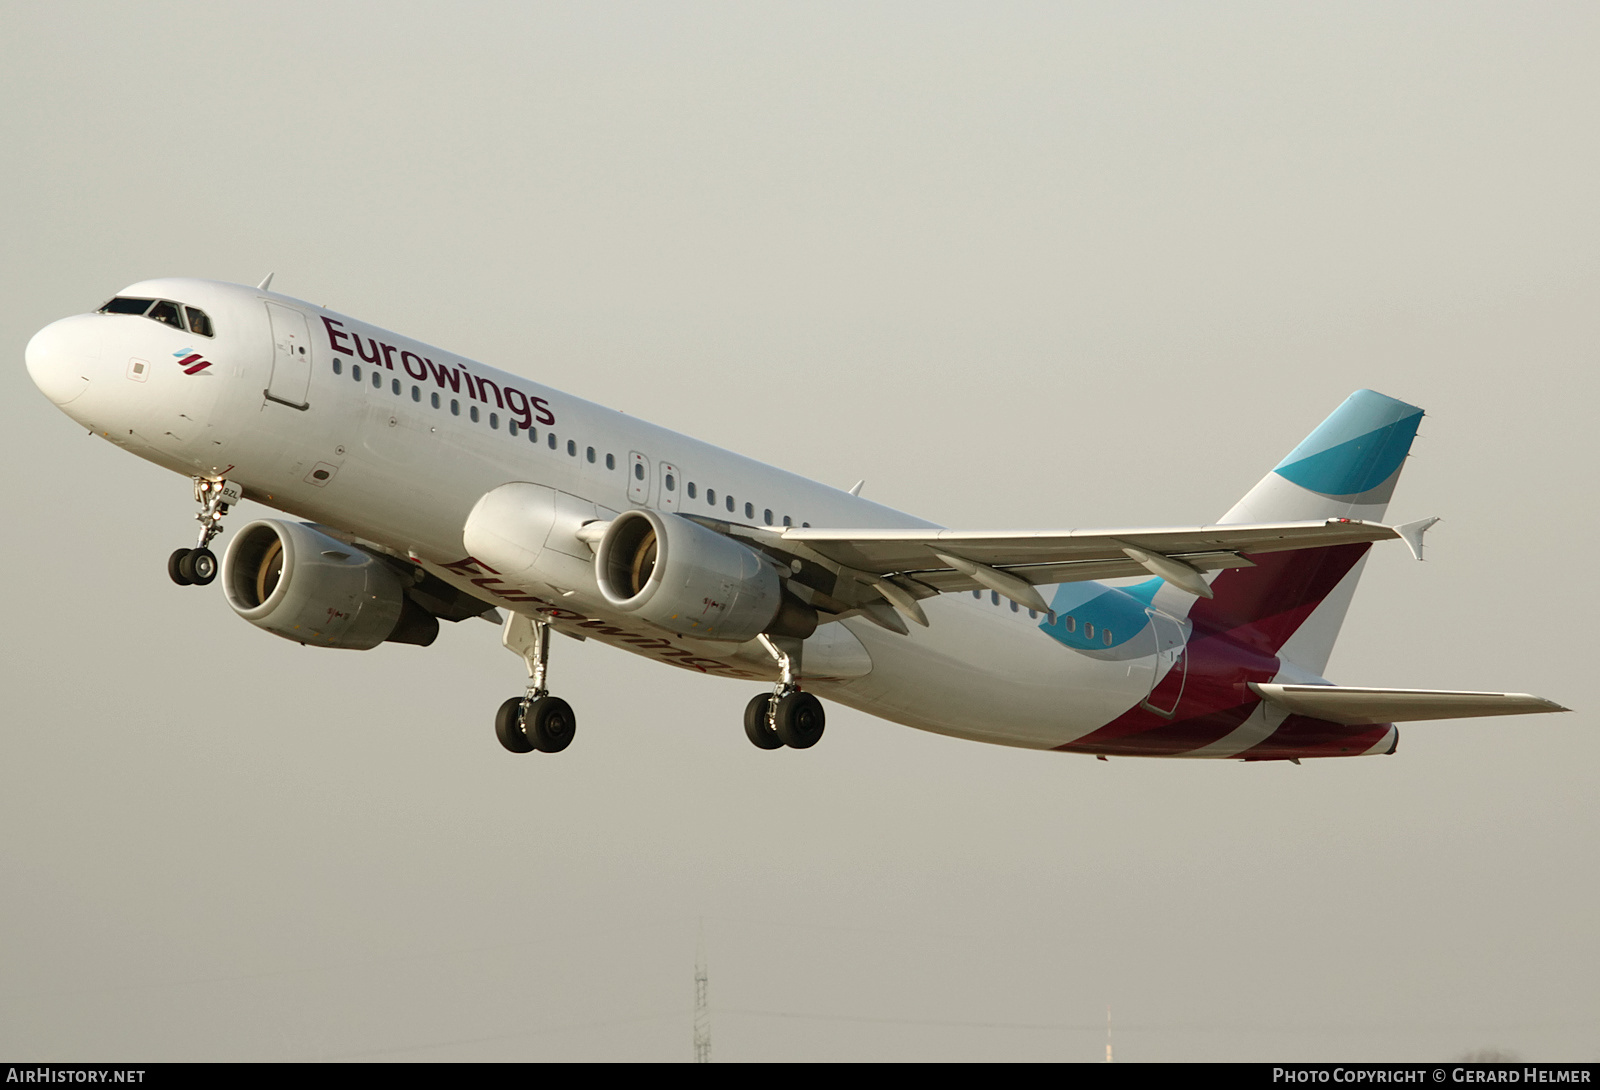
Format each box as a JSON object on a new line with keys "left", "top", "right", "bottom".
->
{"left": 256, "top": 272, "right": 275, "bottom": 291}
{"left": 847, "top": 480, "right": 865, "bottom": 496}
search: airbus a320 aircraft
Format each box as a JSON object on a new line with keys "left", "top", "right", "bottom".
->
{"left": 25, "top": 278, "right": 1566, "bottom": 760}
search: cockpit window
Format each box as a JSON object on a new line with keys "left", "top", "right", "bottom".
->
{"left": 98, "top": 296, "right": 216, "bottom": 337}
{"left": 184, "top": 307, "right": 214, "bottom": 337}
{"left": 100, "top": 297, "right": 155, "bottom": 315}
{"left": 146, "top": 300, "right": 183, "bottom": 329}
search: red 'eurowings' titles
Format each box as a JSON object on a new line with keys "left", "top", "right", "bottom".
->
{"left": 320, "top": 317, "right": 555, "bottom": 430}
{"left": 440, "top": 556, "right": 756, "bottom": 677}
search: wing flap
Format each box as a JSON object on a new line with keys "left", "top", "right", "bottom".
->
{"left": 689, "top": 516, "right": 1405, "bottom": 624}
{"left": 1251, "top": 683, "right": 1569, "bottom": 725}
{"left": 778, "top": 519, "right": 1397, "bottom": 577}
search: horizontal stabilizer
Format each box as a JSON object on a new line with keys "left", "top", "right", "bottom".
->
{"left": 1251, "top": 683, "right": 1569, "bottom": 726}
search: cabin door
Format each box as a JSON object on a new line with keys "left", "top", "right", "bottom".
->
{"left": 1141, "top": 610, "right": 1190, "bottom": 717}
{"left": 264, "top": 303, "right": 312, "bottom": 410}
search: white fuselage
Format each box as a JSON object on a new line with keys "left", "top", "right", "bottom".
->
{"left": 26, "top": 277, "right": 1324, "bottom": 757}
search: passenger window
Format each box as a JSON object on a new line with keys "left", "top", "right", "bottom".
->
{"left": 763, "top": 509, "right": 773, "bottom": 526}
{"left": 972, "top": 590, "right": 981, "bottom": 599}
{"left": 509, "top": 420, "right": 519, "bottom": 436}
{"left": 1084, "top": 622, "right": 1095, "bottom": 639}
{"left": 353, "top": 364, "right": 362, "bottom": 382}
{"left": 726, "top": 495, "right": 734, "bottom": 513}
{"left": 451, "top": 399, "right": 460, "bottom": 416}
{"left": 1010, "top": 600, "right": 1019, "bottom": 612}
{"left": 665, "top": 473, "right": 675, "bottom": 491}
{"left": 528, "top": 428, "right": 538, "bottom": 444}
{"left": 634, "top": 462, "right": 645, "bottom": 481}
{"left": 991, "top": 591, "right": 1000, "bottom": 606}
{"left": 431, "top": 392, "right": 440, "bottom": 409}
{"left": 567, "top": 440, "right": 576, "bottom": 456}
{"left": 490, "top": 412, "right": 499, "bottom": 429}
{"left": 548, "top": 433, "right": 557, "bottom": 450}
{"left": 411, "top": 386, "right": 420, "bottom": 402}
{"left": 687, "top": 482, "right": 697, "bottom": 499}
{"left": 184, "top": 307, "right": 214, "bottom": 337}
{"left": 147, "top": 300, "right": 183, "bottom": 329}
{"left": 332, "top": 359, "right": 342, "bottom": 375}
{"left": 744, "top": 502, "right": 754, "bottom": 519}
{"left": 1103, "top": 629, "right": 1114, "bottom": 645}
{"left": 707, "top": 489, "right": 716, "bottom": 505}
{"left": 470, "top": 406, "right": 480, "bottom": 422}
{"left": 783, "top": 516, "right": 792, "bottom": 527}
{"left": 392, "top": 378, "right": 401, "bottom": 395}
{"left": 587, "top": 447, "right": 596, "bottom": 464}
{"left": 372, "top": 371, "right": 381, "bottom": 389}
{"left": 606, "top": 453, "right": 615, "bottom": 470}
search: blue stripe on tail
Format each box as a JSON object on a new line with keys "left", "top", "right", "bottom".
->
{"left": 1273, "top": 389, "right": 1423, "bottom": 498}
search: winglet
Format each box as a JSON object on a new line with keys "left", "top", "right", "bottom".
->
{"left": 1396, "top": 516, "right": 1441, "bottom": 561}
{"left": 257, "top": 272, "right": 275, "bottom": 291}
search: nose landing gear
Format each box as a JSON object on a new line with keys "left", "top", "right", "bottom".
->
{"left": 168, "top": 477, "right": 239, "bottom": 587}
{"left": 496, "top": 612, "right": 578, "bottom": 754}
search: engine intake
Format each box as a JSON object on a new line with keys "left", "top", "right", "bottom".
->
{"left": 595, "top": 510, "right": 815, "bottom": 642}
{"left": 222, "top": 520, "right": 438, "bottom": 648}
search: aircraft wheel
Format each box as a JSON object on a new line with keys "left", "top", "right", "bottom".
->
{"left": 187, "top": 547, "right": 218, "bottom": 586}
{"left": 774, "top": 692, "right": 825, "bottom": 749}
{"left": 744, "top": 693, "right": 782, "bottom": 750}
{"left": 528, "top": 696, "right": 576, "bottom": 753}
{"left": 168, "top": 548, "right": 194, "bottom": 586}
{"left": 495, "top": 697, "right": 534, "bottom": 754}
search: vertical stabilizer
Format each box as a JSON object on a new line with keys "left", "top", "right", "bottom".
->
{"left": 1221, "top": 389, "right": 1423, "bottom": 526}
{"left": 1214, "top": 390, "right": 1424, "bottom": 674}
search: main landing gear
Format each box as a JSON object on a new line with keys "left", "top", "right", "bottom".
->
{"left": 168, "top": 477, "right": 237, "bottom": 587}
{"left": 496, "top": 612, "right": 577, "bottom": 754}
{"left": 744, "top": 634, "right": 826, "bottom": 750}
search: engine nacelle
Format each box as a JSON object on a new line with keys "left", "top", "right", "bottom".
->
{"left": 463, "top": 482, "right": 607, "bottom": 602}
{"left": 222, "top": 520, "right": 438, "bottom": 649}
{"left": 595, "top": 510, "right": 815, "bottom": 642}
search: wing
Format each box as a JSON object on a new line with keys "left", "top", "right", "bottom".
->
{"left": 1252, "top": 684, "right": 1570, "bottom": 725}
{"left": 686, "top": 516, "right": 1407, "bottom": 632}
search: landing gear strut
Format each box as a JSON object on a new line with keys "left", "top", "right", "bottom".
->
{"left": 168, "top": 477, "right": 237, "bottom": 587}
{"left": 745, "top": 634, "right": 826, "bottom": 750}
{"left": 497, "top": 612, "right": 577, "bottom": 754}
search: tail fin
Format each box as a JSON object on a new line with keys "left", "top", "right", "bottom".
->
{"left": 1211, "top": 390, "right": 1424, "bottom": 675}
{"left": 1221, "top": 389, "right": 1424, "bottom": 526}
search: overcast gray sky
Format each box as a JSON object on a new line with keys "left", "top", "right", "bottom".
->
{"left": 2, "top": 1, "right": 1595, "bottom": 1062}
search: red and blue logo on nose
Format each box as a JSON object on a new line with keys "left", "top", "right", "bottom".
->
{"left": 173, "top": 348, "right": 212, "bottom": 374}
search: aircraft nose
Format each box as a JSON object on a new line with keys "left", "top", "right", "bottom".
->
{"left": 25, "top": 314, "right": 101, "bottom": 406}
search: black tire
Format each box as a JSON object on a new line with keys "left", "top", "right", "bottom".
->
{"left": 495, "top": 697, "right": 534, "bottom": 754}
{"left": 774, "top": 692, "right": 825, "bottom": 749}
{"left": 528, "top": 696, "right": 576, "bottom": 753}
{"left": 188, "top": 547, "right": 218, "bottom": 586}
{"left": 744, "top": 693, "right": 782, "bottom": 749}
{"left": 168, "top": 548, "right": 194, "bottom": 586}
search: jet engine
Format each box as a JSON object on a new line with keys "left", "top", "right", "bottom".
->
{"left": 222, "top": 520, "right": 439, "bottom": 648}
{"left": 595, "top": 510, "right": 816, "bottom": 642}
